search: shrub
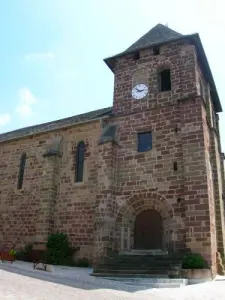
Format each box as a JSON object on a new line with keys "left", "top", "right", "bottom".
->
{"left": 15, "top": 244, "right": 33, "bottom": 262}
{"left": 182, "top": 253, "right": 207, "bottom": 269}
{"left": 76, "top": 257, "right": 90, "bottom": 268}
{"left": 46, "top": 232, "right": 75, "bottom": 265}
{"left": 9, "top": 249, "right": 16, "bottom": 256}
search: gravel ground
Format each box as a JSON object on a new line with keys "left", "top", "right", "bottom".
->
{"left": 0, "top": 262, "right": 224, "bottom": 299}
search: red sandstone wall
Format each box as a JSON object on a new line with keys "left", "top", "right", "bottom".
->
{"left": 0, "top": 121, "right": 100, "bottom": 259}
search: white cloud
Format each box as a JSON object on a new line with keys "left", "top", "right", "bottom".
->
{"left": 25, "top": 52, "right": 55, "bottom": 62}
{"left": 0, "top": 113, "right": 11, "bottom": 126}
{"left": 16, "top": 88, "right": 38, "bottom": 118}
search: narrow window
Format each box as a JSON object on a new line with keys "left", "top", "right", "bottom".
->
{"left": 173, "top": 161, "right": 178, "bottom": 171}
{"left": 75, "top": 141, "right": 85, "bottom": 182}
{"left": 138, "top": 132, "right": 152, "bottom": 152}
{"left": 17, "top": 152, "right": 26, "bottom": 189}
{"left": 133, "top": 52, "right": 140, "bottom": 61}
{"left": 153, "top": 46, "right": 160, "bottom": 55}
{"left": 159, "top": 69, "right": 171, "bottom": 92}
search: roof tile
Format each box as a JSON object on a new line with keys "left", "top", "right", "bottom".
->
{"left": 125, "top": 23, "right": 182, "bottom": 53}
{"left": 0, "top": 107, "right": 112, "bottom": 142}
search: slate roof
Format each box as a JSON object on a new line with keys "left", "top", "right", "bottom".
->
{"left": 0, "top": 107, "right": 112, "bottom": 143}
{"left": 125, "top": 23, "right": 182, "bottom": 53}
{"left": 104, "top": 24, "right": 183, "bottom": 68}
{"left": 104, "top": 24, "right": 222, "bottom": 113}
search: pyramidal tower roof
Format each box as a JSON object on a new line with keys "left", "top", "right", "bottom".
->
{"left": 105, "top": 24, "right": 183, "bottom": 63}
{"left": 125, "top": 23, "right": 182, "bottom": 53}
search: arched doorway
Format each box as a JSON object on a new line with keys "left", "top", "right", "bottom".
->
{"left": 134, "top": 209, "right": 162, "bottom": 249}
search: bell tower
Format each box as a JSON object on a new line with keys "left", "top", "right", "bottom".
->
{"left": 105, "top": 24, "right": 201, "bottom": 116}
{"left": 102, "top": 24, "right": 224, "bottom": 276}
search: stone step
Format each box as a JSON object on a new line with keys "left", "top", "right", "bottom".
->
{"left": 106, "top": 277, "right": 187, "bottom": 284}
{"left": 106, "top": 254, "right": 183, "bottom": 261}
{"left": 105, "top": 260, "right": 181, "bottom": 265}
{"left": 93, "top": 269, "right": 170, "bottom": 275}
{"left": 96, "top": 266, "right": 178, "bottom": 272}
{"left": 102, "top": 260, "right": 180, "bottom": 266}
{"left": 98, "top": 261, "right": 179, "bottom": 266}
{"left": 92, "top": 273, "right": 169, "bottom": 278}
{"left": 103, "top": 261, "right": 181, "bottom": 268}
{"left": 120, "top": 250, "right": 169, "bottom": 256}
{"left": 98, "top": 277, "right": 188, "bottom": 288}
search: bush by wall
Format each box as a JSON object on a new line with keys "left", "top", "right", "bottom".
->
{"left": 46, "top": 232, "right": 76, "bottom": 265}
{"left": 182, "top": 253, "right": 207, "bottom": 269}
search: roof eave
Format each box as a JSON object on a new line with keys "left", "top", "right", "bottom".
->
{"left": 0, "top": 108, "right": 113, "bottom": 143}
{"left": 104, "top": 35, "right": 191, "bottom": 72}
{"left": 189, "top": 34, "right": 222, "bottom": 113}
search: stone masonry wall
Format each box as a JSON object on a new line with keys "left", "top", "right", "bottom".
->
{"left": 93, "top": 141, "right": 117, "bottom": 264}
{"left": 113, "top": 40, "right": 197, "bottom": 116}
{"left": 109, "top": 39, "right": 219, "bottom": 272}
{"left": 109, "top": 40, "right": 198, "bottom": 252}
{"left": 112, "top": 104, "right": 186, "bottom": 251}
{"left": 198, "top": 63, "right": 225, "bottom": 271}
{"left": 202, "top": 100, "right": 217, "bottom": 275}
{"left": 0, "top": 120, "right": 100, "bottom": 259}
{"left": 210, "top": 120, "right": 225, "bottom": 256}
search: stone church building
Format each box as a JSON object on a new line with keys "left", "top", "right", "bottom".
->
{"left": 0, "top": 24, "right": 225, "bottom": 275}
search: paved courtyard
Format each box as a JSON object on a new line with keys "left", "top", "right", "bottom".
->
{"left": 0, "top": 261, "right": 224, "bottom": 299}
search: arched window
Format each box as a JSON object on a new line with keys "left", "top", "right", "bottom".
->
{"left": 17, "top": 152, "right": 26, "bottom": 189}
{"left": 75, "top": 141, "right": 85, "bottom": 182}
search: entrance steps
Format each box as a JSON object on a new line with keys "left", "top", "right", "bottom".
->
{"left": 93, "top": 251, "right": 183, "bottom": 278}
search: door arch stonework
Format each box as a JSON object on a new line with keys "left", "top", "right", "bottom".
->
{"left": 114, "top": 191, "right": 179, "bottom": 251}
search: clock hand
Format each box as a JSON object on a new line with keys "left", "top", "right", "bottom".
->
{"left": 136, "top": 88, "right": 144, "bottom": 92}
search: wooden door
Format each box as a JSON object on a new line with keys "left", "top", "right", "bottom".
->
{"left": 134, "top": 210, "right": 162, "bottom": 249}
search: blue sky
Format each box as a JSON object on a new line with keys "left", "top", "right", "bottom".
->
{"left": 0, "top": 0, "right": 224, "bottom": 148}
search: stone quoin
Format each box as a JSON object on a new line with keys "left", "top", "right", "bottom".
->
{"left": 0, "top": 24, "right": 224, "bottom": 276}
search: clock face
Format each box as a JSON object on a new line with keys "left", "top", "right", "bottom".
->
{"left": 132, "top": 83, "right": 148, "bottom": 99}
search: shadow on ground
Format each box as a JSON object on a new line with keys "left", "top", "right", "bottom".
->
{"left": 0, "top": 263, "right": 150, "bottom": 292}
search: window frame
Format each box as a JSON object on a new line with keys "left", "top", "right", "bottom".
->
{"left": 17, "top": 152, "right": 26, "bottom": 190}
{"left": 75, "top": 141, "right": 85, "bottom": 183}
{"left": 159, "top": 69, "right": 171, "bottom": 92}
{"left": 153, "top": 46, "right": 160, "bottom": 55}
{"left": 133, "top": 51, "right": 140, "bottom": 61}
{"left": 137, "top": 132, "right": 152, "bottom": 152}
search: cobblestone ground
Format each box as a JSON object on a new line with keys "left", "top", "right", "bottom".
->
{"left": 0, "top": 263, "right": 224, "bottom": 299}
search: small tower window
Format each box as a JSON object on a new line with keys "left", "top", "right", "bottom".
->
{"left": 173, "top": 161, "right": 178, "bottom": 171}
{"left": 17, "top": 152, "right": 26, "bottom": 189}
{"left": 133, "top": 52, "right": 140, "bottom": 61}
{"left": 159, "top": 69, "right": 171, "bottom": 92}
{"left": 75, "top": 141, "right": 85, "bottom": 182}
{"left": 138, "top": 132, "right": 152, "bottom": 152}
{"left": 153, "top": 46, "right": 160, "bottom": 55}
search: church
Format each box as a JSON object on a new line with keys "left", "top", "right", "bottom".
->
{"left": 0, "top": 24, "right": 225, "bottom": 276}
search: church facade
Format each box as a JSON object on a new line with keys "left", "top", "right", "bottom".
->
{"left": 0, "top": 24, "right": 225, "bottom": 275}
